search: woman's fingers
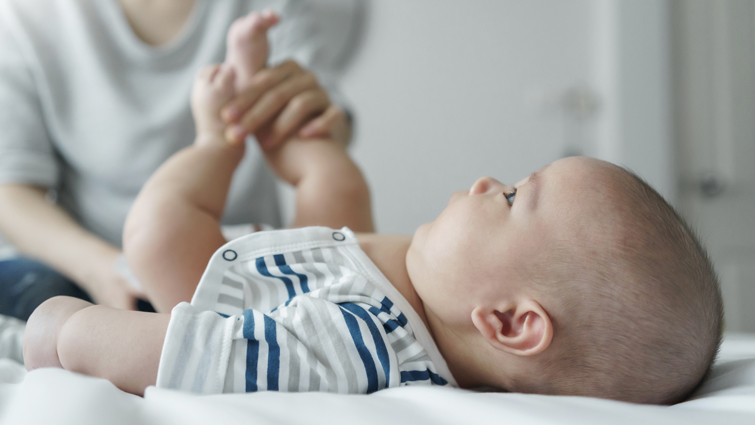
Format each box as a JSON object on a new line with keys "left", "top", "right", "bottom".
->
{"left": 221, "top": 60, "right": 302, "bottom": 123}
{"left": 224, "top": 71, "right": 321, "bottom": 143}
{"left": 220, "top": 59, "right": 351, "bottom": 146}
{"left": 299, "top": 105, "right": 346, "bottom": 138}
{"left": 90, "top": 271, "right": 145, "bottom": 311}
{"left": 262, "top": 89, "right": 332, "bottom": 147}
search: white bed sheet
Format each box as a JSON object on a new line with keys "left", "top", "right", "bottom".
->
{"left": 1, "top": 333, "right": 753, "bottom": 425}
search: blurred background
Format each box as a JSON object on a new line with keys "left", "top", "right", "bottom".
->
{"left": 292, "top": 0, "right": 754, "bottom": 332}
{"left": 0, "top": 0, "right": 750, "bottom": 333}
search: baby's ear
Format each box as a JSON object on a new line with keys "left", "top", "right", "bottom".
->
{"left": 470, "top": 300, "right": 553, "bottom": 356}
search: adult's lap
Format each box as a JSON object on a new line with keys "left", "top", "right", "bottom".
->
{"left": 0, "top": 257, "right": 92, "bottom": 321}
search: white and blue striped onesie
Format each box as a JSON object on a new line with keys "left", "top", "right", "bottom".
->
{"left": 155, "top": 227, "right": 457, "bottom": 394}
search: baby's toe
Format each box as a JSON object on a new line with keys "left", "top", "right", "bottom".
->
{"left": 225, "top": 10, "right": 279, "bottom": 90}
{"left": 227, "top": 13, "right": 260, "bottom": 49}
{"left": 228, "top": 11, "right": 279, "bottom": 52}
{"left": 256, "top": 10, "right": 280, "bottom": 32}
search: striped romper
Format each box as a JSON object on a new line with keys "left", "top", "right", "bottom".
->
{"left": 155, "top": 227, "right": 457, "bottom": 394}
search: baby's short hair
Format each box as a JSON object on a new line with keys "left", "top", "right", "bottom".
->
{"left": 528, "top": 166, "right": 723, "bottom": 404}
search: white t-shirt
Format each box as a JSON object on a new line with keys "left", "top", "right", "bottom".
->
{"left": 0, "top": 0, "right": 358, "bottom": 249}
{"left": 156, "top": 227, "right": 457, "bottom": 394}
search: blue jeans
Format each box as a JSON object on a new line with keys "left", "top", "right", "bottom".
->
{"left": 0, "top": 257, "right": 154, "bottom": 321}
{"left": 0, "top": 257, "right": 92, "bottom": 321}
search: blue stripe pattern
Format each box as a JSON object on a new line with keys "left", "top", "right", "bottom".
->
{"left": 264, "top": 316, "right": 280, "bottom": 391}
{"left": 380, "top": 297, "right": 408, "bottom": 327}
{"left": 396, "top": 312, "right": 408, "bottom": 328}
{"left": 275, "top": 254, "right": 310, "bottom": 294}
{"left": 383, "top": 320, "right": 400, "bottom": 333}
{"left": 225, "top": 259, "right": 452, "bottom": 394}
{"left": 368, "top": 306, "right": 401, "bottom": 334}
{"left": 401, "top": 369, "right": 448, "bottom": 385}
{"left": 342, "top": 303, "right": 391, "bottom": 387}
{"left": 381, "top": 297, "right": 394, "bottom": 310}
{"left": 243, "top": 310, "right": 259, "bottom": 391}
{"left": 339, "top": 306, "right": 379, "bottom": 393}
{"left": 256, "top": 257, "right": 296, "bottom": 299}
{"left": 400, "top": 369, "right": 448, "bottom": 385}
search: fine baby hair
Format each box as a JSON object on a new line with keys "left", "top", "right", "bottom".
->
{"left": 506, "top": 161, "right": 723, "bottom": 404}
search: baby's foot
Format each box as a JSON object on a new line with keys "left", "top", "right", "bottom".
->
{"left": 191, "top": 64, "right": 236, "bottom": 143}
{"left": 225, "top": 10, "right": 280, "bottom": 92}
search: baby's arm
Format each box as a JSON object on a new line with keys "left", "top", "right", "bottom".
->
{"left": 24, "top": 296, "right": 169, "bottom": 396}
{"left": 123, "top": 65, "right": 240, "bottom": 313}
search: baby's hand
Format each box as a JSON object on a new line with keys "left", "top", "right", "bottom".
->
{"left": 23, "top": 296, "right": 93, "bottom": 371}
{"left": 190, "top": 64, "right": 236, "bottom": 145}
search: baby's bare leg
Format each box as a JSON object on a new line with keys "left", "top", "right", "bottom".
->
{"left": 124, "top": 66, "right": 241, "bottom": 312}
{"left": 57, "top": 301, "right": 170, "bottom": 396}
{"left": 24, "top": 296, "right": 169, "bottom": 396}
{"left": 24, "top": 296, "right": 93, "bottom": 371}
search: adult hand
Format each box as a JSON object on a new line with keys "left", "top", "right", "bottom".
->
{"left": 220, "top": 60, "right": 351, "bottom": 148}
{"left": 0, "top": 184, "right": 148, "bottom": 311}
{"left": 82, "top": 251, "right": 146, "bottom": 311}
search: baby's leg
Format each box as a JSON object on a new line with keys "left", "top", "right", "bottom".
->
{"left": 126, "top": 12, "right": 276, "bottom": 311}
{"left": 25, "top": 296, "right": 169, "bottom": 396}
{"left": 124, "top": 66, "right": 243, "bottom": 312}
{"left": 225, "top": 10, "right": 279, "bottom": 91}
{"left": 24, "top": 296, "right": 93, "bottom": 370}
{"left": 58, "top": 303, "right": 169, "bottom": 396}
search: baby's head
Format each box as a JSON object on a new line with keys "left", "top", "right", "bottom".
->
{"left": 407, "top": 156, "right": 723, "bottom": 404}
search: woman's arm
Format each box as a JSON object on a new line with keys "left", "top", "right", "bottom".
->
{"left": 0, "top": 184, "right": 143, "bottom": 309}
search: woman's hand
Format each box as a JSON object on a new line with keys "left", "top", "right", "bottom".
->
{"left": 220, "top": 60, "right": 351, "bottom": 148}
{"left": 87, "top": 269, "right": 144, "bottom": 310}
{"left": 81, "top": 248, "right": 146, "bottom": 311}
{"left": 0, "top": 184, "right": 147, "bottom": 311}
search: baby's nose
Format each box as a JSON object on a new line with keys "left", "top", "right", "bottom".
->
{"left": 469, "top": 176, "right": 505, "bottom": 195}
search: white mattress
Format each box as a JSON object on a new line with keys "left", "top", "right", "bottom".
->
{"left": 1, "top": 333, "right": 753, "bottom": 425}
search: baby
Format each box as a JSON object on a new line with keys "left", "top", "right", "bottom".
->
{"left": 23, "top": 12, "right": 723, "bottom": 405}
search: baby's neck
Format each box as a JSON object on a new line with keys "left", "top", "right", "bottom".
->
{"left": 356, "top": 234, "right": 430, "bottom": 331}
{"left": 357, "top": 233, "right": 492, "bottom": 389}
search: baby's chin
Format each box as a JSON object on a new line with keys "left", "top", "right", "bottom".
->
{"left": 406, "top": 222, "right": 431, "bottom": 269}
{"left": 410, "top": 222, "right": 432, "bottom": 250}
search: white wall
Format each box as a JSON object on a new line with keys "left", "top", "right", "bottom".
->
{"left": 594, "top": 0, "right": 674, "bottom": 201}
{"left": 333, "top": 0, "right": 672, "bottom": 235}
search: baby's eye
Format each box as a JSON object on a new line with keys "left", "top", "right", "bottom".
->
{"left": 505, "top": 188, "right": 517, "bottom": 206}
